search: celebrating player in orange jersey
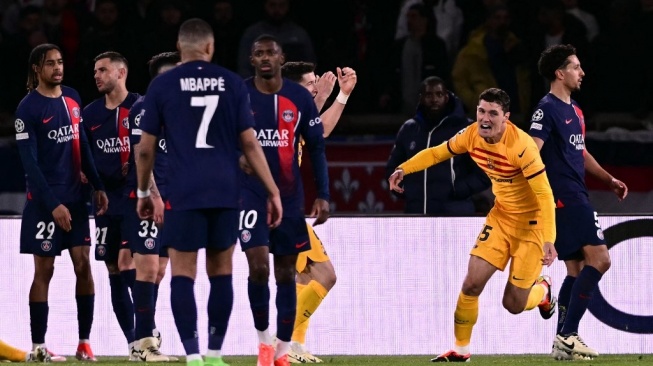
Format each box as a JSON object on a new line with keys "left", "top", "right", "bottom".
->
{"left": 389, "top": 88, "right": 557, "bottom": 363}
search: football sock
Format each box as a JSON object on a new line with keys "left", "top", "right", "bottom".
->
{"left": 29, "top": 302, "right": 48, "bottom": 344}
{"left": 108, "top": 274, "right": 135, "bottom": 343}
{"left": 453, "top": 292, "right": 478, "bottom": 347}
{"left": 557, "top": 275, "right": 576, "bottom": 334}
{"left": 524, "top": 281, "right": 546, "bottom": 310}
{"left": 275, "top": 340, "right": 290, "bottom": 360}
{"left": 291, "top": 283, "right": 309, "bottom": 344}
{"left": 560, "top": 266, "right": 602, "bottom": 335}
{"left": 171, "top": 276, "right": 200, "bottom": 355}
{"left": 248, "top": 279, "right": 270, "bottom": 332}
{"left": 276, "top": 282, "right": 297, "bottom": 342}
{"left": 134, "top": 280, "right": 155, "bottom": 340}
{"left": 153, "top": 283, "right": 160, "bottom": 330}
{"left": 120, "top": 269, "right": 136, "bottom": 289}
{"left": 0, "top": 340, "right": 27, "bottom": 362}
{"left": 76, "top": 294, "right": 94, "bottom": 340}
{"left": 208, "top": 275, "right": 233, "bottom": 351}
{"left": 294, "top": 280, "right": 327, "bottom": 331}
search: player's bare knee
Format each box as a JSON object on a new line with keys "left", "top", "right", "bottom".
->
{"left": 249, "top": 262, "right": 270, "bottom": 282}
{"left": 461, "top": 279, "right": 483, "bottom": 297}
{"left": 33, "top": 266, "right": 54, "bottom": 283}
{"left": 274, "top": 265, "right": 295, "bottom": 283}
{"left": 321, "top": 271, "right": 337, "bottom": 290}
{"left": 105, "top": 261, "right": 120, "bottom": 275}
{"left": 502, "top": 297, "right": 524, "bottom": 315}
{"left": 73, "top": 260, "right": 92, "bottom": 279}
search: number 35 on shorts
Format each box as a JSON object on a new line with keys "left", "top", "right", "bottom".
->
{"left": 139, "top": 220, "right": 158, "bottom": 238}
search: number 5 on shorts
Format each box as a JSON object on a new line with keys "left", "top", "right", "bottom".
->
{"left": 478, "top": 225, "right": 493, "bottom": 241}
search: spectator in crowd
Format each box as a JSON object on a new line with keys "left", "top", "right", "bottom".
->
{"left": 386, "top": 76, "right": 490, "bottom": 214}
{"left": 380, "top": 3, "right": 449, "bottom": 115}
{"left": 141, "top": 0, "right": 187, "bottom": 61}
{"left": 236, "top": 0, "right": 315, "bottom": 77}
{"left": 207, "top": 0, "right": 242, "bottom": 72}
{"left": 528, "top": 0, "right": 589, "bottom": 110}
{"left": 77, "top": 0, "right": 143, "bottom": 103}
{"left": 562, "top": 0, "right": 599, "bottom": 41}
{"left": 588, "top": 0, "right": 643, "bottom": 113}
{"left": 452, "top": 5, "right": 530, "bottom": 116}
{"left": 394, "top": 0, "right": 463, "bottom": 62}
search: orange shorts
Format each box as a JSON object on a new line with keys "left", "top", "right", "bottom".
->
{"left": 296, "top": 223, "right": 330, "bottom": 273}
{"left": 470, "top": 211, "right": 544, "bottom": 289}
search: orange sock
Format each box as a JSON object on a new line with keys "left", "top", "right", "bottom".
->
{"left": 524, "top": 282, "right": 546, "bottom": 311}
{"left": 292, "top": 280, "right": 328, "bottom": 343}
{"left": 454, "top": 292, "right": 479, "bottom": 348}
{"left": 0, "top": 340, "right": 28, "bottom": 362}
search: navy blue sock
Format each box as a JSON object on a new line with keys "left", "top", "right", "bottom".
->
{"left": 108, "top": 274, "right": 135, "bottom": 343}
{"left": 120, "top": 269, "right": 136, "bottom": 289}
{"left": 170, "top": 276, "right": 199, "bottom": 355}
{"left": 248, "top": 279, "right": 270, "bottom": 332}
{"left": 153, "top": 283, "right": 160, "bottom": 330}
{"left": 275, "top": 282, "right": 296, "bottom": 342}
{"left": 556, "top": 275, "right": 576, "bottom": 334}
{"left": 76, "top": 294, "right": 94, "bottom": 339}
{"left": 133, "top": 280, "right": 155, "bottom": 340}
{"left": 29, "top": 302, "right": 48, "bottom": 344}
{"left": 560, "top": 266, "right": 603, "bottom": 335}
{"left": 207, "top": 275, "right": 233, "bottom": 351}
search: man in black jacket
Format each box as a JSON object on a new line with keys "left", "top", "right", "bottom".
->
{"left": 386, "top": 76, "right": 491, "bottom": 214}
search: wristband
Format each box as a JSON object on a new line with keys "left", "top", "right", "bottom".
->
{"left": 136, "top": 189, "right": 151, "bottom": 198}
{"left": 336, "top": 91, "right": 349, "bottom": 105}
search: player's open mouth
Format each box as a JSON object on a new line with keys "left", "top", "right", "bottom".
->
{"left": 480, "top": 123, "right": 491, "bottom": 130}
{"left": 260, "top": 64, "right": 271, "bottom": 71}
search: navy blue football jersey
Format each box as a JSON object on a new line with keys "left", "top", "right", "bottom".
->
{"left": 242, "top": 77, "right": 329, "bottom": 217}
{"left": 125, "top": 96, "right": 168, "bottom": 199}
{"left": 15, "top": 86, "right": 89, "bottom": 209}
{"left": 529, "top": 93, "right": 588, "bottom": 206}
{"left": 138, "top": 60, "right": 255, "bottom": 210}
{"left": 82, "top": 93, "right": 139, "bottom": 190}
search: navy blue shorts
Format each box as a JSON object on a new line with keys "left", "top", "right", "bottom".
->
{"left": 555, "top": 203, "right": 607, "bottom": 261}
{"left": 124, "top": 198, "right": 161, "bottom": 255}
{"left": 239, "top": 189, "right": 310, "bottom": 255}
{"left": 94, "top": 213, "right": 129, "bottom": 261}
{"left": 20, "top": 200, "right": 91, "bottom": 256}
{"left": 163, "top": 208, "right": 238, "bottom": 252}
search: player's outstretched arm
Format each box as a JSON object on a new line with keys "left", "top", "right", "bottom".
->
{"left": 136, "top": 132, "right": 157, "bottom": 220}
{"left": 320, "top": 67, "right": 357, "bottom": 137}
{"left": 584, "top": 150, "right": 628, "bottom": 201}
{"left": 240, "top": 128, "right": 282, "bottom": 228}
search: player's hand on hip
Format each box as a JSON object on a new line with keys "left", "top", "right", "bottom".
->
{"left": 152, "top": 195, "right": 165, "bottom": 225}
{"left": 388, "top": 169, "right": 405, "bottom": 193}
{"left": 94, "top": 190, "right": 109, "bottom": 216}
{"left": 316, "top": 71, "right": 336, "bottom": 98}
{"left": 137, "top": 197, "right": 154, "bottom": 220}
{"left": 266, "top": 194, "right": 283, "bottom": 229}
{"left": 609, "top": 177, "right": 628, "bottom": 201}
{"left": 542, "top": 242, "right": 557, "bottom": 266}
{"left": 239, "top": 155, "right": 254, "bottom": 175}
{"left": 52, "top": 204, "right": 72, "bottom": 232}
{"left": 337, "top": 67, "right": 357, "bottom": 95}
{"left": 310, "top": 198, "right": 330, "bottom": 226}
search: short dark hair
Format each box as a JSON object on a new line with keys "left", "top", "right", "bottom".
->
{"left": 26, "top": 43, "right": 61, "bottom": 91}
{"left": 251, "top": 34, "right": 282, "bottom": 53}
{"left": 93, "top": 51, "right": 129, "bottom": 69}
{"left": 479, "top": 88, "right": 510, "bottom": 112}
{"left": 538, "top": 44, "right": 577, "bottom": 82}
{"left": 281, "top": 62, "right": 315, "bottom": 82}
{"left": 178, "top": 18, "right": 214, "bottom": 44}
{"left": 148, "top": 51, "right": 180, "bottom": 79}
{"left": 420, "top": 76, "right": 446, "bottom": 93}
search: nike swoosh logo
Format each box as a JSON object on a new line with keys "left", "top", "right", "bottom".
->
{"left": 560, "top": 340, "right": 575, "bottom": 349}
{"left": 512, "top": 275, "right": 525, "bottom": 281}
{"left": 42, "top": 116, "right": 54, "bottom": 124}
{"left": 565, "top": 119, "right": 573, "bottom": 124}
{"left": 121, "top": 241, "right": 128, "bottom": 245}
{"left": 90, "top": 125, "right": 101, "bottom": 131}
{"left": 84, "top": 237, "right": 91, "bottom": 242}
{"left": 295, "top": 241, "right": 308, "bottom": 249}
{"left": 518, "top": 148, "right": 526, "bottom": 158}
